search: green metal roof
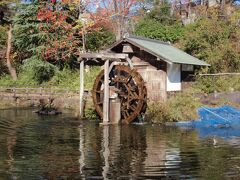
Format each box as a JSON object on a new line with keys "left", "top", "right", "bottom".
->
{"left": 125, "top": 36, "right": 210, "bottom": 66}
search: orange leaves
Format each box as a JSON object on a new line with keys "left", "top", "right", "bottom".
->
{"left": 37, "top": 2, "right": 79, "bottom": 62}
{"left": 37, "top": 7, "right": 67, "bottom": 25}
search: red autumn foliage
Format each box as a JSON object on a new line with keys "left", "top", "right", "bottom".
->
{"left": 37, "top": 3, "right": 78, "bottom": 62}
{"left": 36, "top": 0, "right": 142, "bottom": 61}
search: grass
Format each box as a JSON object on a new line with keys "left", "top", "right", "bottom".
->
{"left": 0, "top": 66, "right": 101, "bottom": 90}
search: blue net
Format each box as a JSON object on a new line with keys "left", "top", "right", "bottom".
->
{"left": 176, "top": 106, "right": 240, "bottom": 138}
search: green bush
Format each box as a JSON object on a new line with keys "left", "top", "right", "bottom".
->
{"left": 0, "top": 25, "right": 7, "bottom": 48}
{"left": 145, "top": 92, "right": 202, "bottom": 124}
{"left": 135, "top": 19, "right": 184, "bottom": 43}
{"left": 135, "top": 1, "right": 184, "bottom": 43}
{"left": 145, "top": 102, "right": 174, "bottom": 124}
{"left": 167, "top": 93, "right": 202, "bottom": 121}
{"left": 179, "top": 18, "right": 240, "bottom": 73}
{"left": 0, "top": 56, "right": 57, "bottom": 86}
{"left": 194, "top": 76, "right": 240, "bottom": 93}
{"left": 23, "top": 56, "right": 57, "bottom": 84}
{"left": 84, "top": 108, "right": 99, "bottom": 120}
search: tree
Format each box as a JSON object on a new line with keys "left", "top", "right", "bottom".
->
{"left": 135, "top": 1, "right": 184, "bottom": 42}
{"left": 86, "top": 28, "right": 115, "bottom": 51}
{"left": 0, "top": 0, "right": 18, "bottom": 80}
{"left": 12, "top": 2, "right": 44, "bottom": 62}
{"left": 91, "top": 0, "right": 143, "bottom": 40}
{"left": 12, "top": 0, "right": 115, "bottom": 68}
{"left": 13, "top": 1, "right": 84, "bottom": 66}
{"left": 179, "top": 17, "right": 240, "bottom": 73}
{"left": 37, "top": 2, "right": 79, "bottom": 64}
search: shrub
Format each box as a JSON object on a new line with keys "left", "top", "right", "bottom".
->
{"left": 194, "top": 76, "right": 240, "bottom": 93}
{"left": 145, "top": 102, "right": 174, "bottom": 124}
{"left": 84, "top": 108, "right": 99, "bottom": 120}
{"left": 145, "top": 92, "right": 202, "bottom": 124}
{"left": 167, "top": 93, "right": 202, "bottom": 121}
{"left": 179, "top": 18, "right": 240, "bottom": 73}
{"left": 23, "top": 56, "right": 57, "bottom": 84}
{"left": 135, "top": 19, "right": 185, "bottom": 43}
{"left": 0, "top": 25, "right": 7, "bottom": 48}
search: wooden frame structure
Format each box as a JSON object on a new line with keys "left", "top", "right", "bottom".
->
{"left": 79, "top": 52, "right": 129, "bottom": 124}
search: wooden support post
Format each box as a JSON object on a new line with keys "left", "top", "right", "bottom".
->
{"left": 79, "top": 60, "right": 84, "bottom": 118}
{"left": 103, "top": 59, "right": 110, "bottom": 124}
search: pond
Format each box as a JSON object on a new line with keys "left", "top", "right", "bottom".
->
{"left": 0, "top": 108, "right": 240, "bottom": 179}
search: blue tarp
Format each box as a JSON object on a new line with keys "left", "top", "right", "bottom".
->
{"left": 176, "top": 106, "right": 240, "bottom": 139}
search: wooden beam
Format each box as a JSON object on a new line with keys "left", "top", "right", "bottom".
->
{"left": 103, "top": 59, "right": 110, "bottom": 124}
{"left": 126, "top": 57, "right": 134, "bottom": 69}
{"left": 79, "top": 60, "right": 84, "bottom": 118}
{"left": 80, "top": 53, "right": 128, "bottom": 60}
{"left": 108, "top": 61, "right": 128, "bottom": 74}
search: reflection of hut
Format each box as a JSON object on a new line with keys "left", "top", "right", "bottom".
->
{"left": 108, "top": 36, "right": 209, "bottom": 102}
{"left": 144, "top": 127, "right": 166, "bottom": 169}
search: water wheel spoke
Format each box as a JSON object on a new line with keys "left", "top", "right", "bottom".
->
{"left": 126, "top": 76, "right": 133, "bottom": 84}
{"left": 129, "top": 104, "right": 137, "bottom": 111}
{"left": 122, "top": 111, "right": 128, "bottom": 119}
{"left": 127, "top": 91, "right": 140, "bottom": 101}
{"left": 126, "top": 110, "right": 130, "bottom": 117}
{"left": 121, "top": 102, "right": 128, "bottom": 110}
{"left": 122, "top": 110, "right": 130, "bottom": 119}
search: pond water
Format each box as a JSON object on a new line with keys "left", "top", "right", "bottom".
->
{"left": 0, "top": 108, "right": 240, "bottom": 179}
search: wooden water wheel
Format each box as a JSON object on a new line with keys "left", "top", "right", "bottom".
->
{"left": 92, "top": 65, "right": 147, "bottom": 124}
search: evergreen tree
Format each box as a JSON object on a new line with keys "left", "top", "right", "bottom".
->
{"left": 135, "top": 1, "right": 184, "bottom": 43}
{"left": 12, "top": 2, "right": 43, "bottom": 62}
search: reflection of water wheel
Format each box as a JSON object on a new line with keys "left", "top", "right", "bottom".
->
{"left": 92, "top": 65, "right": 147, "bottom": 124}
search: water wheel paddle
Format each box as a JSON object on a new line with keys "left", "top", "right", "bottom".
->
{"left": 92, "top": 65, "right": 147, "bottom": 124}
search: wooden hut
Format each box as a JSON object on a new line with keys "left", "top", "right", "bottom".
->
{"left": 108, "top": 36, "right": 209, "bottom": 102}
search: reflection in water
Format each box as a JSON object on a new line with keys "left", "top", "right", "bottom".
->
{"left": 79, "top": 124, "right": 85, "bottom": 175}
{"left": 102, "top": 125, "right": 110, "bottom": 179}
{"left": 5, "top": 110, "right": 17, "bottom": 180}
{"left": 0, "top": 109, "right": 240, "bottom": 179}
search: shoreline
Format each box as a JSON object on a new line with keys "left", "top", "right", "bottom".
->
{"left": 0, "top": 91, "right": 239, "bottom": 123}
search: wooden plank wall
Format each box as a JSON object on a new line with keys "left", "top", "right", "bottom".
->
{"left": 131, "top": 55, "right": 167, "bottom": 102}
